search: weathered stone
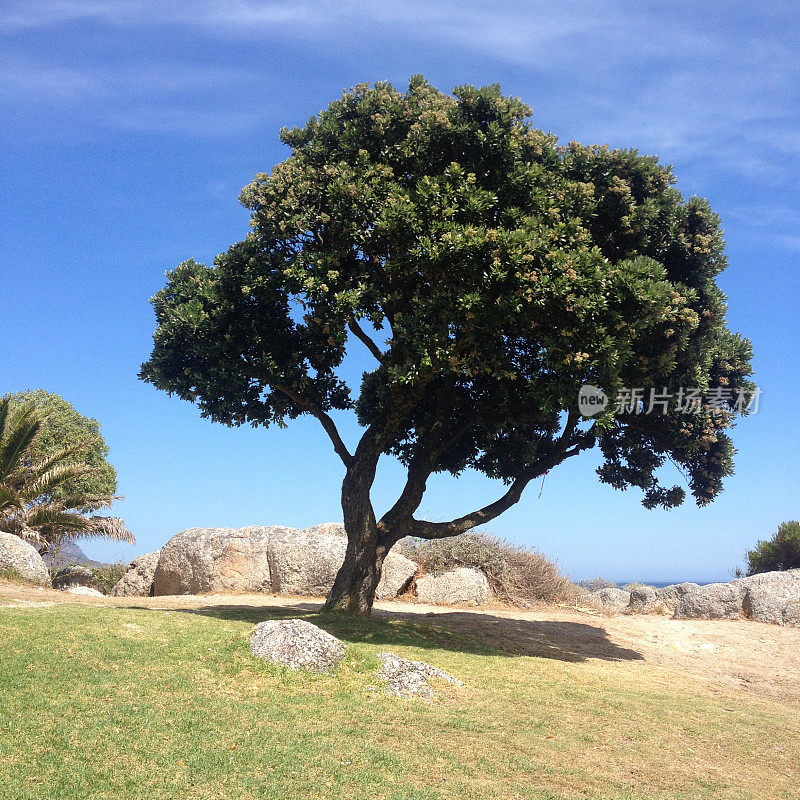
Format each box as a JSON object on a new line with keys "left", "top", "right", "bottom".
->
{"left": 377, "top": 651, "right": 462, "bottom": 698}
{"left": 674, "top": 582, "right": 746, "bottom": 620}
{"left": 153, "top": 527, "right": 275, "bottom": 595}
{"left": 739, "top": 569, "right": 800, "bottom": 625}
{"left": 0, "top": 531, "right": 50, "bottom": 585}
{"left": 53, "top": 565, "right": 95, "bottom": 590}
{"left": 627, "top": 585, "right": 658, "bottom": 612}
{"left": 152, "top": 525, "right": 418, "bottom": 600}
{"left": 415, "top": 567, "right": 492, "bottom": 605}
{"left": 66, "top": 586, "right": 104, "bottom": 596}
{"left": 592, "top": 587, "right": 631, "bottom": 613}
{"left": 376, "top": 551, "right": 417, "bottom": 599}
{"left": 782, "top": 601, "right": 800, "bottom": 627}
{"left": 579, "top": 577, "right": 618, "bottom": 591}
{"left": 303, "top": 522, "right": 346, "bottom": 538}
{"left": 111, "top": 551, "right": 161, "bottom": 597}
{"left": 654, "top": 582, "right": 701, "bottom": 613}
{"left": 268, "top": 528, "right": 347, "bottom": 596}
{"left": 250, "top": 619, "right": 345, "bottom": 672}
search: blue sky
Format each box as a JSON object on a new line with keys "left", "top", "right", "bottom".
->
{"left": 2, "top": 1, "right": 798, "bottom": 582}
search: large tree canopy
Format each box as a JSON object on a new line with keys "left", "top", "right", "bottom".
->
{"left": 3, "top": 390, "right": 117, "bottom": 511}
{"left": 141, "top": 77, "right": 754, "bottom": 613}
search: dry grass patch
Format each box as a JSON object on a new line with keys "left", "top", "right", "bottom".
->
{"left": 398, "top": 533, "right": 581, "bottom": 606}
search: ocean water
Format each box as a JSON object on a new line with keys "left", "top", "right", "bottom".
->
{"left": 616, "top": 579, "right": 728, "bottom": 588}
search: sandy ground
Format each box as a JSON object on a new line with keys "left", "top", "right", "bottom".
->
{"left": 2, "top": 581, "right": 798, "bottom": 707}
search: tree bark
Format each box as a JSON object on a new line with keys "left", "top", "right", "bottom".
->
{"left": 322, "top": 438, "right": 386, "bottom": 615}
{"left": 323, "top": 529, "right": 389, "bottom": 615}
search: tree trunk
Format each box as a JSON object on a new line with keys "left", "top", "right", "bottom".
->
{"left": 323, "top": 532, "right": 388, "bottom": 615}
{"left": 322, "top": 456, "right": 386, "bottom": 615}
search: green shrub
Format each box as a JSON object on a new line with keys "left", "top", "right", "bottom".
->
{"left": 746, "top": 521, "right": 800, "bottom": 575}
{"left": 397, "top": 533, "right": 579, "bottom": 606}
{"left": 91, "top": 563, "right": 127, "bottom": 594}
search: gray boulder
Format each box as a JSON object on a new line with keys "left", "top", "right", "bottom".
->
{"left": 268, "top": 527, "right": 348, "bottom": 596}
{"left": 739, "top": 569, "right": 800, "bottom": 626}
{"left": 111, "top": 551, "right": 161, "bottom": 597}
{"left": 654, "top": 582, "right": 701, "bottom": 613}
{"left": 674, "top": 582, "right": 746, "bottom": 620}
{"left": 377, "top": 651, "right": 462, "bottom": 698}
{"left": 53, "top": 565, "right": 95, "bottom": 591}
{"left": 592, "top": 587, "right": 631, "bottom": 613}
{"left": 0, "top": 531, "right": 50, "bottom": 585}
{"left": 579, "top": 577, "right": 618, "bottom": 591}
{"left": 152, "top": 525, "right": 418, "bottom": 599}
{"left": 376, "top": 551, "right": 417, "bottom": 599}
{"left": 627, "top": 585, "right": 658, "bottom": 613}
{"left": 153, "top": 526, "right": 274, "bottom": 595}
{"left": 250, "top": 619, "right": 345, "bottom": 672}
{"left": 303, "top": 522, "right": 346, "bottom": 538}
{"left": 782, "top": 602, "right": 800, "bottom": 627}
{"left": 415, "top": 567, "right": 492, "bottom": 605}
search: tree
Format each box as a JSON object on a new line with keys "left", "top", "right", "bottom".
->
{"left": 0, "top": 397, "right": 133, "bottom": 559}
{"left": 141, "top": 77, "right": 754, "bottom": 614}
{"left": 3, "top": 390, "right": 117, "bottom": 511}
{"left": 746, "top": 521, "right": 800, "bottom": 575}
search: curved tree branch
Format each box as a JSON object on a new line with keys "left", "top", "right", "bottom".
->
{"left": 409, "top": 410, "right": 587, "bottom": 540}
{"left": 273, "top": 384, "right": 353, "bottom": 467}
{"left": 348, "top": 316, "right": 386, "bottom": 364}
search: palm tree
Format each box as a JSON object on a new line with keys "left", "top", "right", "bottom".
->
{"left": 0, "top": 398, "right": 134, "bottom": 555}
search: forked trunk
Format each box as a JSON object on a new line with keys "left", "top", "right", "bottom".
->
{"left": 322, "top": 461, "right": 387, "bottom": 615}
{"left": 323, "top": 533, "right": 388, "bottom": 615}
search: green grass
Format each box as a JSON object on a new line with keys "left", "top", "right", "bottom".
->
{"left": 0, "top": 602, "right": 797, "bottom": 800}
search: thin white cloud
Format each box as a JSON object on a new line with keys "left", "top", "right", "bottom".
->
{"left": 0, "top": 58, "right": 253, "bottom": 101}
{"left": 1, "top": 0, "right": 797, "bottom": 172}
{"left": 112, "top": 105, "right": 261, "bottom": 135}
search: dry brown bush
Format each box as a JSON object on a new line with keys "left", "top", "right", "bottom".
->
{"left": 397, "top": 533, "right": 580, "bottom": 607}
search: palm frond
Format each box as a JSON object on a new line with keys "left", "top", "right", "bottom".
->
{"left": 23, "top": 508, "right": 94, "bottom": 533}
{"left": 28, "top": 441, "right": 92, "bottom": 479}
{"left": 0, "top": 398, "right": 10, "bottom": 443}
{"left": 84, "top": 516, "right": 135, "bottom": 543}
{"left": 20, "top": 463, "right": 93, "bottom": 503}
{"left": 0, "top": 484, "right": 23, "bottom": 514}
{"left": 0, "top": 404, "right": 43, "bottom": 483}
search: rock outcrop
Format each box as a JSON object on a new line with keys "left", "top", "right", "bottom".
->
{"left": 375, "top": 551, "right": 417, "bottom": 599}
{"left": 674, "top": 582, "right": 747, "bottom": 620}
{"left": 250, "top": 619, "right": 346, "bottom": 672}
{"left": 654, "top": 582, "right": 700, "bottom": 613}
{"left": 0, "top": 531, "right": 50, "bottom": 585}
{"left": 627, "top": 585, "right": 658, "bottom": 613}
{"left": 672, "top": 569, "right": 800, "bottom": 626}
{"left": 151, "top": 525, "right": 418, "bottom": 600}
{"left": 376, "top": 652, "right": 462, "bottom": 698}
{"left": 268, "top": 527, "right": 348, "bottom": 596}
{"left": 153, "top": 527, "right": 274, "bottom": 596}
{"left": 111, "top": 551, "right": 161, "bottom": 597}
{"left": 592, "top": 587, "right": 631, "bottom": 613}
{"left": 415, "top": 567, "right": 492, "bottom": 606}
{"left": 739, "top": 569, "right": 800, "bottom": 625}
{"left": 53, "top": 565, "right": 95, "bottom": 591}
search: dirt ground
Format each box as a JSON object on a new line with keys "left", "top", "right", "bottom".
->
{"left": 3, "top": 580, "right": 799, "bottom": 708}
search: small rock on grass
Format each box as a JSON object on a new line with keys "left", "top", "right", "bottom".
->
{"left": 377, "top": 652, "right": 462, "bottom": 698}
{"left": 250, "top": 619, "right": 346, "bottom": 672}
{"left": 65, "top": 586, "right": 104, "bottom": 596}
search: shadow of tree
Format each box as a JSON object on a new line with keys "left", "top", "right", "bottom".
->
{"left": 171, "top": 601, "right": 643, "bottom": 663}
